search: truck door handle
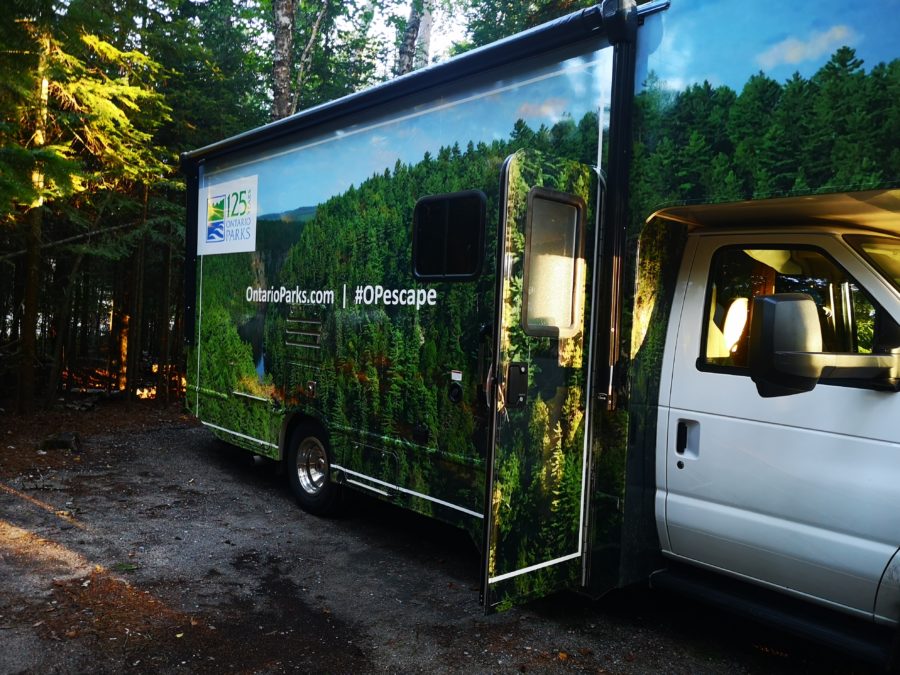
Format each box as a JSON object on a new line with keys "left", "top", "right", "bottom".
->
{"left": 676, "top": 421, "right": 688, "bottom": 454}
{"left": 675, "top": 419, "right": 699, "bottom": 460}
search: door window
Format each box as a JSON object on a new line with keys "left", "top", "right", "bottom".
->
{"left": 846, "top": 235, "right": 900, "bottom": 293}
{"left": 701, "top": 246, "right": 897, "bottom": 374}
{"left": 521, "top": 188, "right": 585, "bottom": 338}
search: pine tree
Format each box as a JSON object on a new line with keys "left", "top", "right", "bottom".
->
{"left": 4, "top": 3, "right": 169, "bottom": 411}
{"left": 728, "top": 72, "right": 781, "bottom": 197}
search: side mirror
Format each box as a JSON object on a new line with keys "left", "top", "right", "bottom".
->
{"left": 749, "top": 293, "right": 900, "bottom": 398}
{"left": 748, "top": 294, "right": 823, "bottom": 398}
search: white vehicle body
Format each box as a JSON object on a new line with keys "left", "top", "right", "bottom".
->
{"left": 653, "top": 195, "right": 900, "bottom": 627}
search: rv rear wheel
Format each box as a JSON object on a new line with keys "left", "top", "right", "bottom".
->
{"left": 286, "top": 427, "right": 340, "bottom": 515}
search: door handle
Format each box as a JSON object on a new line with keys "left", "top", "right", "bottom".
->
{"left": 676, "top": 421, "right": 688, "bottom": 455}
{"left": 477, "top": 322, "right": 493, "bottom": 410}
{"left": 675, "top": 419, "right": 699, "bottom": 460}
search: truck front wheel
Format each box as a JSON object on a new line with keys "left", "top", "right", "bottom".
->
{"left": 286, "top": 427, "right": 340, "bottom": 515}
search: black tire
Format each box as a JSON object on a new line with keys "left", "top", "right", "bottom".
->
{"left": 285, "top": 425, "right": 340, "bottom": 515}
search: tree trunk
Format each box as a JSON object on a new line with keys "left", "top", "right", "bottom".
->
{"left": 116, "top": 309, "right": 130, "bottom": 391}
{"left": 289, "top": 1, "right": 328, "bottom": 116}
{"left": 396, "top": 2, "right": 422, "bottom": 76}
{"left": 128, "top": 184, "right": 150, "bottom": 399}
{"left": 77, "top": 267, "right": 89, "bottom": 359}
{"left": 413, "top": 1, "right": 433, "bottom": 70}
{"left": 127, "top": 235, "right": 146, "bottom": 399}
{"left": 17, "top": 206, "right": 41, "bottom": 415}
{"left": 172, "top": 296, "right": 184, "bottom": 401}
{"left": 156, "top": 227, "right": 172, "bottom": 406}
{"left": 0, "top": 260, "right": 11, "bottom": 343}
{"left": 171, "top": 243, "right": 185, "bottom": 402}
{"left": 114, "top": 258, "right": 131, "bottom": 392}
{"left": 272, "top": 0, "right": 296, "bottom": 120}
{"left": 44, "top": 252, "right": 84, "bottom": 405}
{"left": 17, "top": 34, "right": 50, "bottom": 415}
{"left": 10, "top": 253, "right": 25, "bottom": 348}
{"left": 67, "top": 270, "right": 84, "bottom": 389}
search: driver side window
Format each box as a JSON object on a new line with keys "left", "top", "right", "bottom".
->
{"left": 701, "top": 246, "right": 890, "bottom": 372}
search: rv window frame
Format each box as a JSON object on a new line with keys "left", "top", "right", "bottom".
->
{"left": 412, "top": 190, "right": 487, "bottom": 281}
{"left": 521, "top": 187, "right": 586, "bottom": 339}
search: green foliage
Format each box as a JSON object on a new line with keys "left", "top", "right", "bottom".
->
{"left": 145, "top": 0, "right": 270, "bottom": 153}
{"left": 301, "top": 0, "right": 388, "bottom": 107}
{"left": 193, "top": 305, "right": 278, "bottom": 448}
{"left": 1, "top": 9, "right": 179, "bottom": 257}
{"left": 455, "top": 0, "right": 595, "bottom": 53}
{"left": 1, "top": 10, "right": 167, "bottom": 213}
{"left": 483, "top": 146, "right": 596, "bottom": 606}
{"left": 632, "top": 51, "right": 900, "bottom": 225}
{"left": 1, "top": 2, "right": 187, "bottom": 411}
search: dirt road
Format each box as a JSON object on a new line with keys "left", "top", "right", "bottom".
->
{"left": 0, "top": 401, "right": 881, "bottom": 673}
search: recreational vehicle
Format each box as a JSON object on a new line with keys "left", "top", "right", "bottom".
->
{"left": 182, "top": 0, "right": 900, "bottom": 663}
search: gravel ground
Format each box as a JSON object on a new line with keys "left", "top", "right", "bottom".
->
{"left": 0, "top": 399, "right": 884, "bottom": 674}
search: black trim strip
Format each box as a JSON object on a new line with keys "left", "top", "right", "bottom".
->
{"left": 183, "top": 167, "right": 199, "bottom": 346}
{"left": 482, "top": 152, "right": 516, "bottom": 609}
{"left": 595, "top": 3, "right": 638, "bottom": 410}
{"left": 636, "top": 0, "right": 670, "bottom": 20}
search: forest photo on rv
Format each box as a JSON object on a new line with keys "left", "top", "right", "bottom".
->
{"left": 189, "top": 40, "right": 611, "bottom": 607}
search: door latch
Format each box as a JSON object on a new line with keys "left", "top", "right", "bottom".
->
{"left": 506, "top": 362, "right": 528, "bottom": 409}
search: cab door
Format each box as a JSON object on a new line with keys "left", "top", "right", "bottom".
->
{"left": 483, "top": 150, "right": 598, "bottom": 610}
{"left": 661, "top": 233, "right": 900, "bottom": 616}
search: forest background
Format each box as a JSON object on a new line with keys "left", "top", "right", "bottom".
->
{"left": 0, "top": 0, "right": 590, "bottom": 414}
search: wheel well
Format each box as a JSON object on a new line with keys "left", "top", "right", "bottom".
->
{"left": 279, "top": 412, "right": 328, "bottom": 462}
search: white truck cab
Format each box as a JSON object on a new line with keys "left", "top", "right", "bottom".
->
{"left": 653, "top": 191, "right": 900, "bottom": 627}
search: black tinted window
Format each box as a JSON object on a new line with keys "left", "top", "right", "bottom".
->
{"left": 413, "top": 191, "right": 485, "bottom": 280}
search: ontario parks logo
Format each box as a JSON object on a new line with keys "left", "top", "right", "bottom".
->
{"left": 198, "top": 175, "right": 258, "bottom": 256}
{"left": 206, "top": 194, "right": 226, "bottom": 243}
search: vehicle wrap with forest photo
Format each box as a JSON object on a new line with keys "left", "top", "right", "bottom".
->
{"left": 187, "top": 41, "right": 613, "bottom": 608}
{"left": 185, "top": 0, "right": 899, "bottom": 611}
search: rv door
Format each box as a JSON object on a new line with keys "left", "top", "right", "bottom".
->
{"left": 483, "top": 149, "right": 597, "bottom": 610}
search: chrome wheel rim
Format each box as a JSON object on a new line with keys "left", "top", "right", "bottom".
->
{"left": 296, "top": 437, "right": 327, "bottom": 495}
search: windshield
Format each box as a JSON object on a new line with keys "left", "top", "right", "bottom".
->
{"left": 846, "top": 235, "right": 900, "bottom": 293}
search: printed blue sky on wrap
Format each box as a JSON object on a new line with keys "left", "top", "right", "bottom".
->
{"left": 201, "top": 49, "right": 613, "bottom": 215}
{"left": 637, "top": 0, "right": 899, "bottom": 92}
